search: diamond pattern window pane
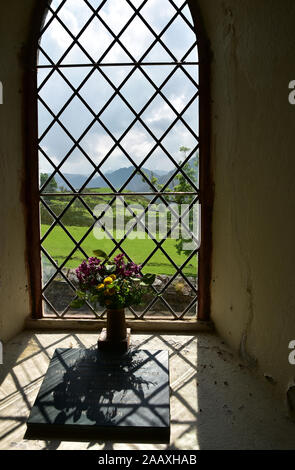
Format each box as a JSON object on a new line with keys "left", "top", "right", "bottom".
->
{"left": 100, "top": 95, "right": 135, "bottom": 137}
{"left": 99, "top": 152, "right": 138, "bottom": 188}
{"left": 119, "top": 16, "right": 155, "bottom": 60}
{"left": 127, "top": 0, "right": 144, "bottom": 8}
{"left": 120, "top": 122, "right": 155, "bottom": 163}
{"left": 58, "top": 149, "right": 95, "bottom": 186}
{"left": 120, "top": 69, "right": 155, "bottom": 113}
{"left": 40, "top": 204, "right": 55, "bottom": 229}
{"left": 145, "top": 150, "right": 178, "bottom": 175}
{"left": 141, "top": 65, "right": 175, "bottom": 87}
{"left": 61, "top": 66, "right": 92, "bottom": 88}
{"left": 140, "top": 0, "right": 176, "bottom": 34}
{"left": 50, "top": 0, "right": 64, "bottom": 11}
{"left": 144, "top": 42, "right": 173, "bottom": 62}
{"left": 162, "top": 68, "right": 197, "bottom": 112}
{"left": 38, "top": 0, "right": 200, "bottom": 320}
{"left": 39, "top": 122, "right": 74, "bottom": 162}
{"left": 102, "top": 43, "right": 133, "bottom": 63}
{"left": 99, "top": 0, "right": 134, "bottom": 34}
{"left": 183, "top": 46, "right": 199, "bottom": 63}
{"left": 79, "top": 70, "right": 114, "bottom": 113}
{"left": 59, "top": 96, "right": 94, "bottom": 139}
{"left": 86, "top": 0, "right": 104, "bottom": 9}
{"left": 141, "top": 95, "right": 177, "bottom": 139}
{"left": 181, "top": 4, "right": 195, "bottom": 27}
{"left": 79, "top": 121, "right": 115, "bottom": 164}
{"left": 102, "top": 65, "right": 133, "bottom": 87}
{"left": 38, "top": 71, "right": 73, "bottom": 114}
{"left": 38, "top": 101, "right": 54, "bottom": 136}
{"left": 161, "top": 16, "right": 196, "bottom": 60}
{"left": 42, "top": 225, "right": 77, "bottom": 267}
{"left": 40, "top": 18, "right": 73, "bottom": 63}
{"left": 43, "top": 275, "right": 77, "bottom": 316}
{"left": 161, "top": 120, "right": 198, "bottom": 157}
{"left": 58, "top": 0, "right": 93, "bottom": 34}
{"left": 60, "top": 44, "right": 91, "bottom": 64}
{"left": 182, "top": 97, "right": 199, "bottom": 134}
{"left": 79, "top": 17, "right": 114, "bottom": 61}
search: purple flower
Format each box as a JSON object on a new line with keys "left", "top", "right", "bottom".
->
{"left": 75, "top": 257, "right": 103, "bottom": 290}
{"left": 120, "top": 260, "right": 142, "bottom": 277}
{"left": 75, "top": 254, "right": 143, "bottom": 291}
{"left": 88, "top": 257, "right": 101, "bottom": 266}
{"left": 114, "top": 253, "right": 125, "bottom": 266}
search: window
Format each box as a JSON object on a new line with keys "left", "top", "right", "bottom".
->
{"left": 30, "top": 0, "right": 210, "bottom": 322}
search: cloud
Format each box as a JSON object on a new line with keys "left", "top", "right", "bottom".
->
{"left": 81, "top": 127, "right": 116, "bottom": 166}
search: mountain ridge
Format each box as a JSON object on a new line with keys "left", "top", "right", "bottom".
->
{"left": 50, "top": 157, "right": 198, "bottom": 192}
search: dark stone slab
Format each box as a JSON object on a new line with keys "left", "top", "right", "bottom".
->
{"left": 26, "top": 348, "right": 170, "bottom": 443}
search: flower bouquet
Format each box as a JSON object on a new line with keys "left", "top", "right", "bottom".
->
{"left": 71, "top": 252, "right": 155, "bottom": 352}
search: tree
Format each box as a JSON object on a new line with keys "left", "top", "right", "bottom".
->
{"left": 40, "top": 173, "right": 58, "bottom": 192}
{"left": 40, "top": 173, "right": 58, "bottom": 205}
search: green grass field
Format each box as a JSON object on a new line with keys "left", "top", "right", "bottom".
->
{"left": 41, "top": 187, "right": 198, "bottom": 277}
{"left": 41, "top": 224, "right": 197, "bottom": 277}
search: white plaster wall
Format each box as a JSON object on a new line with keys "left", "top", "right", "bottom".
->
{"left": 196, "top": 0, "right": 295, "bottom": 400}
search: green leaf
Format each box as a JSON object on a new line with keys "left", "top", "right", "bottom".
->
{"left": 89, "top": 294, "right": 99, "bottom": 303}
{"left": 141, "top": 273, "right": 156, "bottom": 285}
{"left": 93, "top": 249, "right": 108, "bottom": 259}
{"left": 76, "top": 290, "right": 86, "bottom": 299}
{"left": 70, "top": 298, "right": 85, "bottom": 309}
{"left": 105, "top": 282, "right": 115, "bottom": 289}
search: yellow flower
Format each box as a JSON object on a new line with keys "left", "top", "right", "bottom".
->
{"left": 110, "top": 274, "right": 116, "bottom": 280}
{"left": 103, "top": 276, "right": 113, "bottom": 285}
{"left": 96, "top": 283, "right": 105, "bottom": 290}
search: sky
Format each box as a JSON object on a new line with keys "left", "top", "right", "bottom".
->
{"left": 38, "top": 0, "right": 199, "bottom": 177}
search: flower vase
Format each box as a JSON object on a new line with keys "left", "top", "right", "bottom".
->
{"left": 106, "top": 308, "right": 127, "bottom": 342}
{"left": 97, "top": 308, "right": 130, "bottom": 354}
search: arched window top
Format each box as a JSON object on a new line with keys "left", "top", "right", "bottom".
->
{"left": 39, "top": 0, "right": 199, "bottom": 66}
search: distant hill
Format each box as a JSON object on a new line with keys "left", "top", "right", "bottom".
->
{"left": 54, "top": 167, "right": 166, "bottom": 192}
{"left": 158, "top": 156, "right": 198, "bottom": 188}
{"left": 54, "top": 157, "right": 198, "bottom": 192}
